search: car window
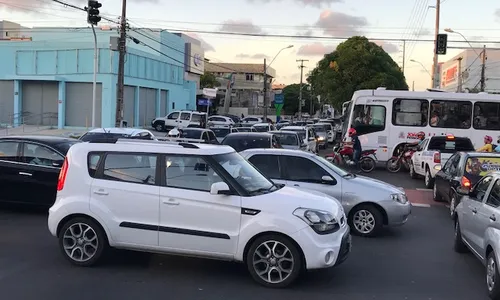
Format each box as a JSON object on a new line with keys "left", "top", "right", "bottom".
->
{"left": 486, "top": 179, "right": 500, "bottom": 208}
{"left": 167, "top": 112, "right": 179, "bottom": 120}
{"left": 165, "top": 156, "right": 221, "bottom": 192}
{"left": 427, "top": 137, "right": 474, "bottom": 153}
{"left": 202, "top": 132, "right": 209, "bottom": 141}
{"left": 473, "top": 175, "right": 493, "bottom": 202}
{"left": 21, "top": 143, "right": 64, "bottom": 167}
{"left": 87, "top": 152, "right": 103, "bottom": 178}
{"left": 212, "top": 128, "right": 230, "bottom": 138}
{"left": 102, "top": 153, "right": 157, "bottom": 185}
{"left": 180, "top": 113, "right": 191, "bottom": 121}
{"left": 248, "top": 155, "right": 281, "bottom": 179}
{"left": 275, "top": 133, "right": 298, "bottom": 146}
{"left": 443, "top": 153, "right": 460, "bottom": 175}
{"left": 54, "top": 141, "right": 81, "bottom": 154}
{"left": 0, "top": 141, "right": 19, "bottom": 162}
{"left": 222, "top": 136, "right": 272, "bottom": 152}
{"left": 282, "top": 156, "right": 329, "bottom": 183}
{"left": 191, "top": 114, "right": 203, "bottom": 122}
{"left": 179, "top": 130, "right": 202, "bottom": 139}
{"left": 208, "top": 131, "right": 217, "bottom": 142}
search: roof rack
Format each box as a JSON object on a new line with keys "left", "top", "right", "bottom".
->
{"left": 114, "top": 138, "right": 200, "bottom": 149}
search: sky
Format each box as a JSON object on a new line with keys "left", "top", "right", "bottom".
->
{"left": 1, "top": 0, "right": 500, "bottom": 91}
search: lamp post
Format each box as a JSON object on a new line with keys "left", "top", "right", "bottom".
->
{"left": 263, "top": 45, "right": 293, "bottom": 120}
{"left": 444, "top": 28, "right": 479, "bottom": 55}
{"left": 410, "top": 59, "right": 432, "bottom": 77}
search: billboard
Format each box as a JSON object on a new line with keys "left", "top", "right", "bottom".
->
{"left": 442, "top": 64, "right": 458, "bottom": 87}
{"left": 185, "top": 42, "right": 204, "bottom": 75}
{"left": 465, "top": 157, "right": 500, "bottom": 185}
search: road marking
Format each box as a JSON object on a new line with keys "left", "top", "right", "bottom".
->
{"left": 416, "top": 188, "right": 433, "bottom": 191}
{"left": 411, "top": 203, "right": 431, "bottom": 208}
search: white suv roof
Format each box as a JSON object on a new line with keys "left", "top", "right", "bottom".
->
{"left": 87, "top": 128, "right": 153, "bottom": 135}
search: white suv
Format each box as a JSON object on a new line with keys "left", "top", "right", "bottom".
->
{"left": 151, "top": 110, "right": 206, "bottom": 132}
{"left": 48, "top": 139, "right": 351, "bottom": 288}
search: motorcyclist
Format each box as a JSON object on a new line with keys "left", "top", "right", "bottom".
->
{"left": 406, "top": 131, "right": 426, "bottom": 151}
{"left": 348, "top": 128, "right": 362, "bottom": 169}
{"left": 477, "top": 135, "right": 494, "bottom": 152}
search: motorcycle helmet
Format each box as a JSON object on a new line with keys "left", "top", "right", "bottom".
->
{"left": 348, "top": 128, "right": 356, "bottom": 137}
{"left": 484, "top": 135, "right": 493, "bottom": 144}
{"left": 417, "top": 131, "right": 425, "bottom": 141}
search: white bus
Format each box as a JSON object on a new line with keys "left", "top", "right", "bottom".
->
{"left": 341, "top": 88, "right": 500, "bottom": 162}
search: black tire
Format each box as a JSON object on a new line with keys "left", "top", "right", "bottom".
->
{"left": 449, "top": 193, "right": 458, "bottom": 220}
{"left": 486, "top": 251, "right": 500, "bottom": 300}
{"left": 348, "top": 204, "right": 384, "bottom": 237}
{"left": 425, "top": 167, "right": 434, "bottom": 188}
{"left": 386, "top": 157, "right": 402, "bottom": 173}
{"left": 58, "top": 217, "right": 108, "bottom": 267}
{"left": 409, "top": 162, "right": 418, "bottom": 179}
{"left": 246, "top": 234, "right": 303, "bottom": 288}
{"left": 453, "top": 220, "right": 468, "bottom": 253}
{"left": 154, "top": 122, "right": 165, "bottom": 132}
{"left": 360, "top": 157, "right": 376, "bottom": 173}
{"left": 433, "top": 184, "right": 444, "bottom": 202}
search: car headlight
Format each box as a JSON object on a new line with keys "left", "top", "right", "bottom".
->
{"left": 293, "top": 208, "right": 340, "bottom": 234}
{"left": 318, "top": 136, "right": 325, "bottom": 141}
{"left": 391, "top": 193, "right": 408, "bottom": 204}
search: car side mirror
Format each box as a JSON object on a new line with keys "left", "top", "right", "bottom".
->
{"left": 321, "top": 175, "right": 336, "bottom": 185}
{"left": 210, "top": 182, "right": 232, "bottom": 195}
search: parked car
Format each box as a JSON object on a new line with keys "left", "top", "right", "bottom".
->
{"left": 48, "top": 139, "right": 350, "bottom": 288}
{"left": 434, "top": 152, "right": 500, "bottom": 219}
{"left": 79, "top": 128, "right": 156, "bottom": 142}
{"left": 0, "top": 135, "right": 81, "bottom": 206}
{"left": 280, "top": 126, "right": 318, "bottom": 153}
{"left": 151, "top": 110, "right": 206, "bottom": 131}
{"left": 240, "top": 148, "right": 412, "bottom": 237}
{"left": 269, "top": 130, "right": 307, "bottom": 151}
{"left": 221, "top": 132, "right": 282, "bottom": 152}
{"left": 454, "top": 173, "right": 500, "bottom": 299}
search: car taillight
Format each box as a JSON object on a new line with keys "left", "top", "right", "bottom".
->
{"left": 433, "top": 152, "right": 441, "bottom": 163}
{"left": 461, "top": 176, "right": 471, "bottom": 188}
{"left": 57, "top": 157, "right": 69, "bottom": 191}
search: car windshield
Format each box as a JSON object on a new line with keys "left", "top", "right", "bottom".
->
{"left": 428, "top": 137, "right": 474, "bottom": 154}
{"left": 312, "top": 125, "right": 326, "bottom": 132}
{"left": 212, "top": 128, "right": 230, "bottom": 138}
{"left": 274, "top": 133, "right": 298, "bottom": 146}
{"left": 253, "top": 125, "right": 268, "bottom": 132}
{"left": 316, "top": 155, "right": 350, "bottom": 177}
{"left": 237, "top": 127, "right": 252, "bottom": 132}
{"left": 282, "top": 128, "right": 306, "bottom": 140}
{"left": 79, "top": 132, "right": 130, "bottom": 142}
{"left": 179, "top": 130, "right": 202, "bottom": 139}
{"left": 222, "top": 135, "right": 271, "bottom": 152}
{"left": 213, "top": 152, "right": 275, "bottom": 194}
{"left": 55, "top": 141, "right": 81, "bottom": 154}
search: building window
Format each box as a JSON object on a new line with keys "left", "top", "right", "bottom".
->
{"left": 245, "top": 73, "right": 254, "bottom": 81}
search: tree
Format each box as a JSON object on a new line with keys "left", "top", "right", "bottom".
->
{"left": 307, "top": 36, "right": 408, "bottom": 110}
{"left": 282, "top": 83, "right": 321, "bottom": 115}
{"left": 200, "top": 71, "right": 220, "bottom": 88}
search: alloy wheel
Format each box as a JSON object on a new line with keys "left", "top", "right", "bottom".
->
{"left": 488, "top": 256, "right": 496, "bottom": 292}
{"left": 353, "top": 209, "right": 375, "bottom": 234}
{"left": 252, "top": 240, "right": 294, "bottom": 284}
{"left": 450, "top": 196, "right": 456, "bottom": 218}
{"left": 62, "top": 223, "right": 99, "bottom": 263}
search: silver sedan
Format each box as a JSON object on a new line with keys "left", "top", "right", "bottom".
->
{"left": 269, "top": 130, "right": 307, "bottom": 151}
{"left": 240, "top": 148, "right": 412, "bottom": 237}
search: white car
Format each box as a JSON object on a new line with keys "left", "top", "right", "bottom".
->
{"left": 280, "top": 126, "right": 318, "bottom": 153}
{"left": 48, "top": 139, "right": 351, "bottom": 288}
{"left": 151, "top": 110, "right": 206, "bottom": 132}
{"left": 207, "top": 115, "right": 235, "bottom": 126}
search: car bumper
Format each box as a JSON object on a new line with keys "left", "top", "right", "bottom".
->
{"left": 381, "top": 200, "right": 412, "bottom": 226}
{"left": 291, "top": 223, "right": 351, "bottom": 270}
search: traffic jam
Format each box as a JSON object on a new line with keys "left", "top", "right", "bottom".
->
{"left": 2, "top": 88, "right": 500, "bottom": 299}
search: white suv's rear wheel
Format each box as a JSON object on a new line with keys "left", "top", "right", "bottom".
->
{"left": 59, "top": 217, "right": 108, "bottom": 267}
{"left": 246, "top": 234, "right": 302, "bottom": 288}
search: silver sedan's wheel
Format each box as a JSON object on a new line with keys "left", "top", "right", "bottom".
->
{"left": 488, "top": 255, "right": 496, "bottom": 292}
{"left": 59, "top": 217, "right": 107, "bottom": 266}
{"left": 246, "top": 234, "right": 302, "bottom": 288}
{"left": 348, "top": 204, "right": 383, "bottom": 237}
{"left": 353, "top": 210, "right": 375, "bottom": 234}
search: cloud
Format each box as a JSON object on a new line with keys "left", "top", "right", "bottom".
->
{"left": 247, "top": 0, "right": 343, "bottom": 7}
{"left": 184, "top": 33, "right": 215, "bottom": 52}
{"left": 236, "top": 53, "right": 269, "bottom": 59}
{"left": 373, "top": 41, "right": 399, "bottom": 54}
{"left": 297, "top": 42, "right": 336, "bottom": 56}
{"left": 295, "top": 25, "right": 314, "bottom": 36}
{"left": 219, "top": 20, "right": 265, "bottom": 34}
{"left": 315, "top": 9, "right": 368, "bottom": 37}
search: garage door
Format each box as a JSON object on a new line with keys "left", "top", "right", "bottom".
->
{"left": 123, "top": 86, "right": 136, "bottom": 126}
{"left": 138, "top": 88, "right": 157, "bottom": 127}
{"left": 0, "top": 81, "right": 14, "bottom": 125}
{"left": 160, "top": 90, "right": 168, "bottom": 117}
{"left": 65, "top": 82, "right": 102, "bottom": 127}
{"left": 22, "top": 81, "right": 58, "bottom": 126}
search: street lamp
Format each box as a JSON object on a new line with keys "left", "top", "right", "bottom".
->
{"left": 444, "top": 28, "right": 479, "bottom": 55}
{"left": 410, "top": 59, "right": 432, "bottom": 78}
{"left": 263, "top": 45, "right": 294, "bottom": 120}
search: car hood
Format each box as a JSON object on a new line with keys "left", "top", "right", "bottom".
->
{"left": 344, "top": 174, "right": 404, "bottom": 195}
{"left": 242, "top": 186, "right": 343, "bottom": 217}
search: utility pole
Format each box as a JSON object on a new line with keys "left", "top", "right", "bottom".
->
{"left": 456, "top": 57, "right": 463, "bottom": 92}
{"left": 297, "top": 59, "right": 308, "bottom": 118}
{"left": 480, "top": 45, "right": 487, "bottom": 92}
{"left": 412, "top": 81, "right": 415, "bottom": 91}
{"left": 115, "top": 0, "right": 127, "bottom": 127}
{"left": 402, "top": 40, "right": 406, "bottom": 73}
{"left": 263, "top": 58, "right": 268, "bottom": 121}
{"left": 431, "top": 0, "right": 441, "bottom": 88}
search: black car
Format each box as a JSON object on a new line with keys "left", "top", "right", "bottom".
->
{"left": 221, "top": 132, "right": 281, "bottom": 152}
{"left": 434, "top": 151, "right": 500, "bottom": 219}
{"left": 0, "top": 135, "right": 81, "bottom": 206}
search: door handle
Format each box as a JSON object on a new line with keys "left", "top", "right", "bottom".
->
{"left": 293, "top": 184, "right": 300, "bottom": 187}
{"left": 93, "top": 189, "right": 108, "bottom": 195}
{"left": 472, "top": 207, "right": 477, "bottom": 214}
{"left": 163, "top": 199, "right": 179, "bottom": 205}
{"left": 491, "top": 215, "right": 497, "bottom": 221}
{"left": 18, "top": 172, "right": 32, "bottom": 176}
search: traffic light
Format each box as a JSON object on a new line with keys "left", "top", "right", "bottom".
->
{"left": 435, "top": 33, "right": 448, "bottom": 55}
{"left": 87, "top": 0, "right": 102, "bottom": 26}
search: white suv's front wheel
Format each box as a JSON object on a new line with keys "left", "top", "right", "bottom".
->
{"left": 59, "top": 217, "right": 108, "bottom": 267}
{"left": 246, "top": 234, "right": 303, "bottom": 288}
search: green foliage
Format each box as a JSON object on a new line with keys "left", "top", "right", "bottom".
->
{"left": 307, "top": 36, "right": 408, "bottom": 109}
{"left": 282, "top": 83, "right": 320, "bottom": 115}
{"left": 200, "top": 72, "right": 221, "bottom": 88}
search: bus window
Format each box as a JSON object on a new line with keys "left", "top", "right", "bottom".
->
{"left": 474, "top": 102, "right": 500, "bottom": 130}
{"left": 351, "top": 104, "right": 386, "bottom": 135}
{"left": 392, "top": 98, "right": 429, "bottom": 127}
{"left": 429, "top": 100, "right": 472, "bottom": 129}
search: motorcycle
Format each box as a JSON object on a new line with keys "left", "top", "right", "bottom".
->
{"left": 386, "top": 144, "right": 416, "bottom": 173}
{"left": 326, "top": 143, "right": 377, "bottom": 173}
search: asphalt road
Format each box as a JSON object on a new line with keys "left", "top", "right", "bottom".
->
{"left": 0, "top": 143, "right": 490, "bottom": 300}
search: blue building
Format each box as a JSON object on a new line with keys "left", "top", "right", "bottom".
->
{"left": 0, "top": 22, "right": 202, "bottom": 129}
